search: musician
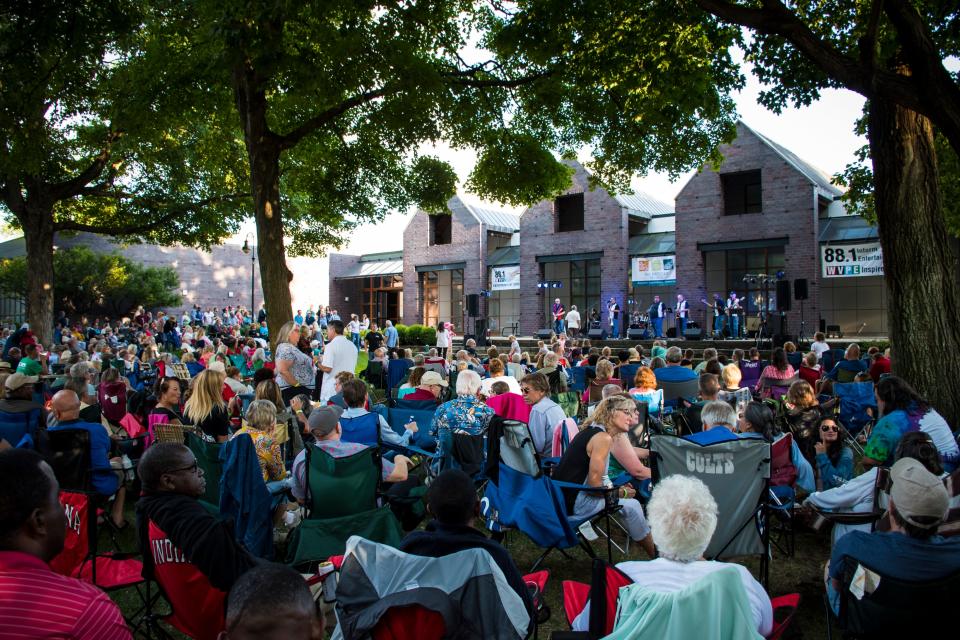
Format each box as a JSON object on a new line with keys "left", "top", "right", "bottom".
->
{"left": 726, "top": 291, "right": 742, "bottom": 339}
{"left": 607, "top": 297, "right": 621, "bottom": 338}
{"left": 551, "top": 298, "right": 565, "bottom": 334}
{"left": 648, "top": 295, "right": 665, "bottom": 339}
{"left": 704, "top": 293, "right": 725, "bottom": 338}
{"left": 675, "top": 294, "right": 689, "bottom": 338}
{"left": 589, "top": 307, "right": 600, "bottom": 328}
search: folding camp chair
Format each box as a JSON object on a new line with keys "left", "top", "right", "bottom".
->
{"left": 365, "top": 360, "right": 386, "bottom": 389}
{"left": 551, "top": 391, "right": 580, "bottom": 419}
{"left": 825, "top": 557, "right": 960, "bottom": 639}
{"left": 0, "top": 406, "right": 44, "bottom": 448}
{"left": 833, "top": 381, "right": 876, "bottom": 438}
{"left": 768, "top": 434, "right": 798, "bottom": 557}
{"left": 567, "top": 367, "right": 591, "bottom": 394}
{"left": 658, "top": 378, "right": 699, "bottom": 409}
{"left": 387, "top": 407, "right": 439, "bottom": 451}
{"left": 762, "top": 376, "right": 799, "bottom": 401}
{"left": 185, "top": 431, "right": 223, "bottom": 510}
{"left": 332, "top": 536, "right": 535, "bottom": 640}
{"left": 285, "top": 446, "right": 403, "bottom": 570}
{"left": 388, "top": 359, "right": 412, "bottom": 391}
{"left": 650, "top": 434, "right": 772, "bottom": 587}
{"left": 218, "top": 434, "right": 274, "bottom": 559}
{"left": 152, "top": 422, "right": 194, "bottom": 445}
{"left": 616, "top": 364, "right": 640, "bottom": 389}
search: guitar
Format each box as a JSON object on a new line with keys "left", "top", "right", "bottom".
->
{"left": 553, "top": 308, "right": 565, "bottom": 320}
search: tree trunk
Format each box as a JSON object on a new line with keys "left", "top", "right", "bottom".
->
{"left": 868, "top": 97, "right": 960, "bottom": 426}
{"left": 22, "top": 203, "right": 56, "bottom": 347}
{"left": 234, "top": 68, "right": 293, "bottom": 354}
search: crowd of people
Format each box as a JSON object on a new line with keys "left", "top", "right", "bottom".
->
{"left": 0, "top": 306, "right": 958, "bottom": 638}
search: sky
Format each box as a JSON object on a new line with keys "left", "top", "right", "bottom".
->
{"left": 281, "top": 57, "right": 869, "bottom": 308}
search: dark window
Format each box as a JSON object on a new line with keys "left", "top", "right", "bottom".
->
{"left": 429, "top": 214, "right": 452, "bottom": 245}
{"left": 722, "top": 170, "right": 762, "bottom": 215}
{"left": 555, "top": 193, "right": 585, "bottom": 232}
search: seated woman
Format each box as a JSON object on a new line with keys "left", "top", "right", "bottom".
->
{"left": 572, "top": 474, "right": 773, "bottom": 636}
{"left": 804, "top": 431, "right": 944, "bottom": 545}
{"left": 397, "top": 366, "right": 425, "bottom": 399}
{"left": 232, "top": 399, "right": 286, "bottom": 492}
{"left": 183, "top": 370, "right": 231, "bottom": 443}
{"left": 148, "top": 377, "right": 184, "bottom": 444}
{"left": 863, "top": 376, "right": 959, "bottom": 472}
{"left": 755, "top": 347, "right": 795, "bottom": 399}
{"left": 815, "top": 417, "right": 854, "bottom": 491}
{"left": 627, "top": 366, "right": 663, "bottom": 415}
{"left": 605, "top": 393, "right": 652, "bottom": 482}
{"left": 717, "top": 364, "right": 752, "bottom": 414}
{"left": 583, "top": 359, "right": 618, "bottom": 404}
{"left": 552, "top": 395, "right": 655, "bottom": 557}
{"left": 738, "top": 401, "right": 815, "bottom": 495}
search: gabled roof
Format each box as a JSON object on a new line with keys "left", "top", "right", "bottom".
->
{"left": 628, "top": 232, "right": 675, "bottom": 256}
{"left": 819, "top": 215, "right": 879, "bottom": 243}
{"left": 739, "top": 121, "right": 844, "bottom": 197}
{"left": 615, "top": 192, "right": 675, "bottom": 219}
{"left": 462, "top": 201, "right": 520, "bottom": 234}
{"left": 359, "top": 250, "right": 403, "bottom": 262}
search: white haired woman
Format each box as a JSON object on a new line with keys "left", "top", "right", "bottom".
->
{"left": 552, "top": 395, "right": 655, "bottom": 557}
{"left": 429, "top": 370, "right": 494, "bottom": 473}
{"left": 572, "top": 474, "right": 773, "bottom": 636}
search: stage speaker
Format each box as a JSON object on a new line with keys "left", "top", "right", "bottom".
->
{"left": 587, "top": 328, "right": 608, "bottom": 340}
{"left": 794, "top": 278, "right": 809, "bottom": 301}
{"left": 536, "top": 329, "right": 554, "bottom": 340}
{"left": 819, "top": 318, "right": 827, "bottom": 334}
{"left": 474, "top": 319, "right": 488, "bottom": 347}
{"left": 627, "top": 327, "right": 645, "bottom": 340}
{"left": 776, "top": 280, "right": 792, "bottom": 311}
{"left": 466, "top": 294, "right": 480, "bottom": 317}
{"left": 684, "top": 328, "right": 703, "bottom": 340}
{"left": 666, "top": 327, "right": 677, "bottom": 338}
{"left": 773, "top": 334, "right": 796, "bottom": 348}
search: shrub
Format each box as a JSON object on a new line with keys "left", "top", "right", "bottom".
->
{"left": 421, "top": 326, "right": 437, "bottom": 346}
{"left": 394, "top": 323, "right": 409, "bottom": 345}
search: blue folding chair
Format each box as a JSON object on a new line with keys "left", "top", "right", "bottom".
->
{"left": 0, "top": 408, "right": 44, "bottom": 448}
{"left": 617, "top": 364, "right": 640, "bottom": 389}
{"left": 834, "top": 382, "right": 877, "bottom": 437}
{"left": 339, "top": 413, "right": 380, "bottom": 447}
{"left": 568, "top": 367, "right": 591, "bottom": 394}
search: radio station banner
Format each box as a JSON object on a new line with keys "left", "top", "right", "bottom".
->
{"left": 490, "top": 265, "right": 521, "bottom": 291}
{"left": 821, "top": 243, "right": 884, "bottom": 278}
{"left": 631, "top": 254, "right": 676, "bottom": 285}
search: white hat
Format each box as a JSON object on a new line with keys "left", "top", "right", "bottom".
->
{"left": 6, "top": 372, "right": 38, "bottom": 391}
{"left": 207, "top": 361, "right": 226, "bottom": 373}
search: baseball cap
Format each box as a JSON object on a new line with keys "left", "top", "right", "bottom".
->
{"left": 0, "top": 361, "right": 10, "bottom": 372}
{"left": 420, "top": 371, "right": 449, "bottom": 387}
{"left": 6, "top": 372, "right": 38, "bottom": 391}
{"left": 307, "top": 405, "right": 343, "bottom": 436}
{"left": 207, "top": 361, "right": 226, "bottom": 373}
{"left": 890, "top": 457, "right": 949, "bottom": 529}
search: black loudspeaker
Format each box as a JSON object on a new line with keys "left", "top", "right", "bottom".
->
{"left": 819, "top": 318, "right": 826, "bottom": 333}
{"left": 684, "top": 328, "right": 703, "bottom": 340}
{"left": 474, "top": 319, "right": 488, "bottom": 347}
{"left": 466, "top": 294, "right": 480, "bottom": 317}
{"left": 666, "top": 328, "right": 677, "bottom": 338}
{"left": 587, "top": 328, "right": 608, "bottom": 340}
{"left": 536, "top": 329, "right": 554, "bottom": 340}
{"left": 794, "top": 278, "right": 809, "bottom": 301}
{"left": 627, "top": 328, "right": 645, "bottom": 340}
{"left": 776, "top": 280, "right": 792, "bottom": 311}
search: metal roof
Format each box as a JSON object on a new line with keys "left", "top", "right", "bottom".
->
{"left": 0, "top": 237, "right": 25, "bottom": 260}
{"left": 334, "top": 259, "right": 404, "bottom": 279}
{"left": 819, "top": 215, "right": 879, "bottom": 243}
{"left": 740, "top": 121, "right": 844, "bottom": 197}
{"left": 615, "top": 192, "right": 675, "bottom": 219}
{"left": 465, "top": 203, "right": 521, "bottom": 234}
{"left": 487, "top": 245, "right": 520, "bottom": 266}
{"left": 628, "top": 232, "right": 675, "bottom": 256}
{"left": 359, "top": 250, "right": 403, "bottom": 262}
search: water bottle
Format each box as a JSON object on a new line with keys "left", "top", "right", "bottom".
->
{"left": 602, "top": 474, "right": 617, "bottom": 509}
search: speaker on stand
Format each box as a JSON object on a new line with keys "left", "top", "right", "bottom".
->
{"left": 536, "top": 329, "right": 555, "bottom": 340}
{"left": 776, "top": 279, "right": 791, "bottom": 337}
{"left": 587, "top": 328, "right": 608, "bottom": 340}
{"left": 793, "top": 278, "right": 809, "bottom": 343}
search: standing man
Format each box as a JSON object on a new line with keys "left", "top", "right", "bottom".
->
{"left": 726, "top": 291, "right": 742, "bottom": 339}
{"left": 607, "top": 297, "right": 621, "bottom": 339}
{"left": 257, "top": 303, "right": 267, "bottom": 324}
{"left": 551, "top": 298, "right": 565, "bottom": 335}
{"left": 364, "top": 322, "right": 384, "bottom": 356}
{"left": 705, "top": 293, "right": 725, "bottom": 338}
{"left": 384, "top": 320, "right": 399, "bottom": 356}
{"left": 565, "top": 305, "right": 581, "bottom": 339}
{"left": 676, "top": 294, "right": 689, "bottom": 338}
{"left": 317, "top": 320, "right": 358, "bottom": 404}
{"left": 648, "top": 296, "right": 665, "bottom": 339}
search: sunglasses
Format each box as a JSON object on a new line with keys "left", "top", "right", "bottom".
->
{"left": 820, "top": 424, "right": 839, "bottom": 432}
{"left": 521, "top": 387, "right": 533, "bottom": 394}
{"left": 166, "top": 462, "right": 200, "bottom": 475}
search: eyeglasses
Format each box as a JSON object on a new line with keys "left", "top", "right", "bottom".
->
{"left": 617, "top": 408, "right": 639, "bottom": 416}
{"left": 521, "top": 387, "right": 533, "bottom": 394}
{"left": 166, "top": 462, "right": 199, "bottom": 475}
{"left": 820, "top": 424, "right": 839, "bottom": 432}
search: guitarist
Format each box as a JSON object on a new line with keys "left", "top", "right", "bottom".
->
{"left": 701, "top": 293, "right": 726, "bottom": 338}
{"left": 551, "top": 298, "right": 565, "bottom": 335}
{"left": 648, "top": 295, "right": 665, "bottom": 338}
{"left": 726, "top": 291, "right": 742, "bottom": 339}
{"left": 675, "top": 293, "right": 689, "bottom": 338}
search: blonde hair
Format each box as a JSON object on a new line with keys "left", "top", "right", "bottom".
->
{"left": 595, "top": 359, "right": 614, "bottom": 381}
{"left": 255, "top": 379, "right": 284, "bottom": 409}
{"left": 582, "top": 394, "right": 635, "bottom": 432}
{"left": 183, "top": 370, "right": 227, "bottom": 423}
{"left": 721, "top": 363, "right": 742, "bottom": 389}
{"left": 277, "top": 320, "right": 299, "bottom": 344}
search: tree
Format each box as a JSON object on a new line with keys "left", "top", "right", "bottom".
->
{"left": 0, "top": 246, "right": 181, "bottom": 318}
{"left": 146, "top": 0, "right": 743, "bottom": 349}
{"left": 0, "top": 1, "right": 249, "bottom": 345}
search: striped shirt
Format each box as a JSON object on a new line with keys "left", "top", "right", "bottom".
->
{"left": 0, "top": 551, "right": 131, "bottom": 639}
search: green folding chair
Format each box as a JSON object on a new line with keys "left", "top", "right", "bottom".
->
{"left": 286, "top": 446, "right": 402, "bottom": 570}
{"left": 185, "top": 431, "right": 223, "bottom": 511}
{"left": 552, "top": 391, "right": 581, "bottom": 419}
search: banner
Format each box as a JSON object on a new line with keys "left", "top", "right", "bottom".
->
{"left": 490, "top": 265, "right": 520, "bottom": 291}
{"left": 821, "top": 243, "right": 884, "bottom": 278}
{"left": 631, "top": 254, "right": 676, "bottom": 285}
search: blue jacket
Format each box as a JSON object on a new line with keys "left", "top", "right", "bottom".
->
{"left": 219, "top": 435, "right": 274, "bottom": 559}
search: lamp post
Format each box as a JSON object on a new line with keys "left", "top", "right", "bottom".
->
{"left": 241, "top": 232, "right": 256, "bottom": 319}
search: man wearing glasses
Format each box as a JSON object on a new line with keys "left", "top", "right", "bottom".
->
{"left": 135, "top": 443, "right": 258, "bottom": 639}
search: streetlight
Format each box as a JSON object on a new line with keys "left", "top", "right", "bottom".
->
{"left": 241, "top": 232, "right": 256, "bottom": 318}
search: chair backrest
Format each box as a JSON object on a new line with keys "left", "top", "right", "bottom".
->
{"left": 497, "top": 419, "right": 541, "bottom": 478}
{"left": 587, "top": 559, "right": 635, "bottom": 636}
{"left": 153, "top": 422, "right": 190, "bottom": 445}
{"left": 422, "top": 363, "right": 447, "bottom": 377}
{"left": 551, "top": 417, "right": 579, "bottom": 458}
{"left": 650, "top": 434, "right": 770, "bottom": 560}
{"left": 836, "top": 367, "right": 858, "bottom": 383}
{"left": 763, "top": 375, "right": 798, "bottom": 400}
{"left": 387, "top": 407, "right": 437, "bottom": 449}
{"left": 659, "top": 378, "right": 699, "bottom": 407}
{"left": 451, "top": 432, "right": 486, "bottom": 478}
{"left": 335, "top": 536, "right": 530, "bottom": 640}
{"left": 838, "top": 557, "right": 960, "bottom": 636}
{"left": 340, "top": 413, "right": 381, "bottom": 447}
{"left": 0, "top": 408, "right": 43, "bottom": 448}
{"left": 551, "top": 391, "right": 580, "bottom": 419}
{"left": 305, "top": 445, "right": 381, "bottom": 519}
{"left": 617, "top": 365, "right": 640, "bottom": 388}
{"left": 185, "top": 431, "right": 223, "bottom": 507}
{"left": 568, "top": 366, "right": 590, "bottom": 393}
{"left": 738, "top": 360, "right": 763, "bottom": 387}
{"left": 388, "top": 359, "right": 412, "bottom": 390}
{"left": 38, "top": 428, "right": 93, "bottom": 492}
{"left": 394, "top": 398, "right": 440, "bottom": 412}
{"left": 834, "top": 381, "right": 877, "bottom": 435}
{"left": 49, "top": 490, "right": 94, "bottom": 578}
{"left": 770, "top": 433, "right": 797, "bottom": 488}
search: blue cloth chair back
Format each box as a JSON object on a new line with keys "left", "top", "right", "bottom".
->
{"left": 481, "top": 463, "right": 579, "bottom": 549}
{"left": 834, "top": 382, "right": 877, "bottom": 435}
{"left": 387, "top": 407, "right": 437, "bottom": 450}
{"left": 387, "top": 359, "right": 412, "bottom": 390}
{"left": 394, "top": 398, "right": 439, "bottom": 412}
{"left": 0, "top": 408, "right": 43, "bottom": 448}
{"left": 617, "top": 364, "right": 640, "bottom": 388}
{"left": 340, "top": 413, "right": 380, "bottom": 447}
{"left": 568, "top": 367, "right": 591, "bottom": 393}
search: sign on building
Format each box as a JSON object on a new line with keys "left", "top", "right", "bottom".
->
{"left": 631, "top": 255, "right": 676, "bottom": 285}
{"left": 490, "top": 265, "right": 521, "bottom": 291}
{"left": 821, "top": 243, "right": 884, "bottom": 278}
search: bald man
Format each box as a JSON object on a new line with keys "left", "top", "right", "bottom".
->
{"left": 48, "top": 390, "right": 127, "bottom": 528}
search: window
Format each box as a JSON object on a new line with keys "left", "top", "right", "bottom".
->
{"left": 555, "top": 193, "right": 585, "bottom": 232}
{"left": 703, "top": 246, "right": 785, "bottom": 317}
{"left": 541, "top": 258, "right": 601, "bottom": 326}
{"left": 429, "top": 214, "right": 452, "bottom": 245}
{"left": 722, "top": 170, "right": 762, "bottom": 215}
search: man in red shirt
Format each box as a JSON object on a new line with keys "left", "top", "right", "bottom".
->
{"left": 403, "top": 370, "right": 447, "bottom": 402}
{"left": 0, "top": 449, "right": 130, "bottom": 639}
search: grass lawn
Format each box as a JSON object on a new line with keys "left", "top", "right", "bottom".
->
{"left": 107, "top": 500, "right": 837, "bottom": 638}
